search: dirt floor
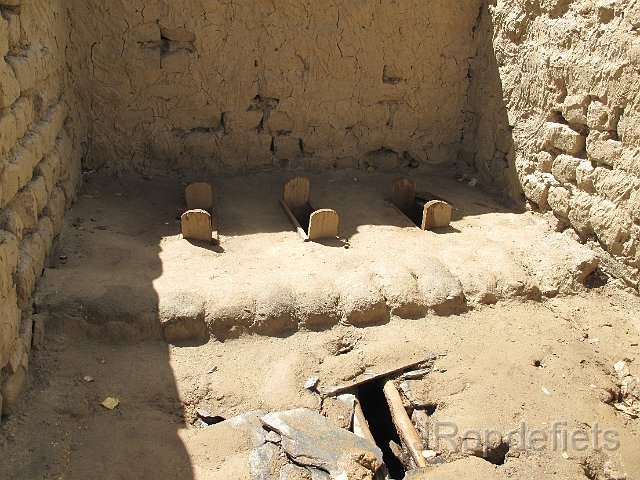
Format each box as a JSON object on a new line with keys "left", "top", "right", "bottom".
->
{"left": 34, "top": 170, "right": 601, "bottom": 342}
{"left": 1, "top": 170, "right": 639, "bottom": 479}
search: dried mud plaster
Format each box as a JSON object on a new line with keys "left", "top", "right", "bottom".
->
{"left": 66, "top": 1, "right": 485, "bottom": 174}
{"left": 1, "top": 0, "right": 640, "bottom": 418}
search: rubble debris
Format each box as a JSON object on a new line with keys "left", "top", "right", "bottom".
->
{"left": 422, "top": 450, "right": 437, "bottom": 459}
{"left": 279, "top": 463, "right": 312, "bottom": 479}
{"left": 260, "top": 408, "right": 384, "bottom": 478}
{"left": 400, "top": 369, "right": 431, "bottom": 381}
{"left": 612, "top": 361, "right": 640, "bottom": 418}
{"left": 225, "top": 410, "right": 267, "bottom": 446}
{"left": 304, "top": 376, "right": 320, "bottom": 391}
{"left": 265, "top": 430, "right": 282, "bottom": 444}
{"left": 196, "top": 408, "right": 226, "bottom": 426}
{"left": 249, "top": 442, "right": 280, "bottom": 480}
{"left": 321, "top": 395, "right": 356, "bottom": 430}
{"left": 100, "top": 397, "right": 119, "bottom": 409}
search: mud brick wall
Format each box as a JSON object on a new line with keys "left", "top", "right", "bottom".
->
{"left": 66, "top": 0, "right": 485, "bottom": 174}
{"left": 486, "top": 0, "right": 640, "bottom": 288}
{"left": 0, "top": 1, "right": 84, "bottom": 415}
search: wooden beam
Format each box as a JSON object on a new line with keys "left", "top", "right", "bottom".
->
{"left": 383, "top": 380, "right": 427, "bottom": 468}
{"left": 353, "top": 399, "right": 377, "bottom": 447}
{"left": 185, "top": 182, "right": 213, "bottom": 211}
{"left": 320, "top": 355, "right": 436, "bottom": 398}
{"left": 280, "top": 198, "right": 309, "bottom": 241}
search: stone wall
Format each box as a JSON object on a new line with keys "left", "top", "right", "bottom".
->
{"left": 0, "top": 1, "right": 84, "bottom": 415}
{"left": 486, "top": 0, "right": 640, "bottom": 288}
{"left": 67, "top": 0, "right": 484, "bottom": 174}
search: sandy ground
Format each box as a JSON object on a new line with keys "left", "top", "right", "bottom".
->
{"left": 34, "top": 170, "right": 600, "bottom": 342}
{"left": 1, "top": 170, "right": 639, "bottom": 479}
{"left": 0, "top": 289, "right": 639, "bottom": 479}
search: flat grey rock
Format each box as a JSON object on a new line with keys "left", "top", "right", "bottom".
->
{"left": 225, "top": 409, "right": 267, "bottom": 446}
{"left": 307, "top": 467, "right": 331, "bottom": 480}
{"left": 279, "top": 463, "right": 310, "bottom": 479}
{"left": 249, "top": 442, "right": 279, "bottom": 480}
{"left": 261, "top": 408, "right": 383, "bottom": 477}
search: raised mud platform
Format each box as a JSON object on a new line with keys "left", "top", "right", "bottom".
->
{"left": 35, "top": 170, "right": 599, "bottom": 342}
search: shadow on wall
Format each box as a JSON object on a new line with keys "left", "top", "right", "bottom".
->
{"left": 461, "top": 2, "right": 524, "bottom": 207}
{"left": 0, "top": 176, "right": 195, "bottom": 479}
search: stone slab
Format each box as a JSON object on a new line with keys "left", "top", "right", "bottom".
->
{"left": 261, "top": 408, "right": 383, "bottom": 477}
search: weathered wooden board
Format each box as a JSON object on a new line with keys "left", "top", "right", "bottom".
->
{"left": 421, "top": 200, "right": 452, "bottom": 230}
{"left": 280, "top": 198, "right": 309, "bottom": 241}
{"left": 320, "top": 354, "right": 436, "bottom": 398}
{"left": 391, "top": 177, "right": 417, "bottom": 213}
{"left": 307, "top": 208, "right": 339, "bottom": 240}
{"left": 282, "top": 176, "right": 310, "bottom": 214}
{"left": 383, "top": 380, "right": 427, "bottom": 468}
{"left": 185, "top": 182, "right": 213, "bottom": 211}
{"left": 181, "top": 209, "right": 212, "bottom": 243}
{"left": 353, "top": 399, "right": 377, "bottom": 447}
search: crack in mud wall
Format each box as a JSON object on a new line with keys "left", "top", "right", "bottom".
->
{"left": 66, "top": 0, "right": 485, "bottom": 175}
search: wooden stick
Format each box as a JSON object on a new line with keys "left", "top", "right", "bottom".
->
{"left": 280, "top": 198, "right": 309, "bottom": 241}
{"left": 383, "top": 380, "right": 427, "bottom": 468}
{"left": 320, "top": 354, "right": 436, "bottom": 398}
{"left": 353, "top": 399, "right": 377, "bottom": 447}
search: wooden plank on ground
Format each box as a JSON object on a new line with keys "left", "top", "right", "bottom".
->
{"left": 421, "top": 200, "right": 452, "bottom": 230}
{"left": 320, "top": 355, "right": 436, "bottom": 398}
{"left": 181, "top": 209, "right": 212, "bottom": 243}
{"left": 353, "top": 399, "right": 377, "bottom": 447}
{"left": 282, "top": 176, "right": 310, "bottom": 213}
{"left": 280, "top": 198, "right": 309, "bottom": 241}
{"left": 186, "top": 182, "right": 213, "bottom": 211}
{"left": 383, "top": 380, "right": 427, "bottom": 468}
{"left": 307, "top": 208, "right": 339, "bottom": 240}
{"left": 391, "top": 177, "right": 417, "bottom": 213}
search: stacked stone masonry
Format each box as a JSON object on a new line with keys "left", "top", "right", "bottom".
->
{"left": 0, "top": 1, "right": 84, "bottom": 416}
{"left": 489, "top": 0, "right": 640, "bottom": 288}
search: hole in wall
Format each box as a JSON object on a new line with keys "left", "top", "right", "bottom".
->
{"left": 584, "top": 268, "right": 608, "bottom": 289}
{"left": 357, "top": 380, "right": 406, "bottom": 478}
{"left": 415, "top": 402, "right": 438, "bottom": 416}
{"left": 548, "top": 110, "right": 568, "bottom": 125}
{"left": 471, "top": 439, "right": 510, "bottom": 465}
{"left": 292, "top": 202, "right": 313, "bottom": 233}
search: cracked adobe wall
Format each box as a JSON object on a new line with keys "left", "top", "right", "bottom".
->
{"left": 0, "top": 1, "right": 85, "bottom": 415}
{"left": 486, "top": 0, "right": 640, "bottom": 288}
{"left": 67, "top": 1, "right": 485, "bottom": 174}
